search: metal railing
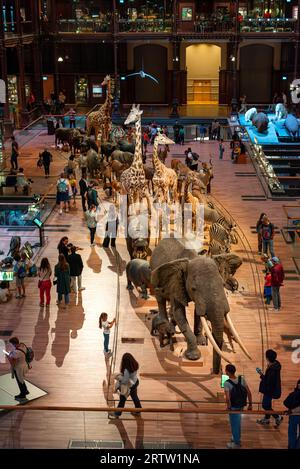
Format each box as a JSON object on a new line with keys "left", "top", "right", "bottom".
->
{"left": 57, "top": 19, "right": 112, "bottom": 33}
{"left": 118, "top": 18, "right": 172, "bottom": 33}
{"left": 240, "top": 18, "right": 297, "bottom": 33}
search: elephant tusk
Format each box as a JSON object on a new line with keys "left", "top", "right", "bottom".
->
{"left": 226, "top": 314, "right": 252, "bottom": 360}
{"left": 200, "top": 317, "right": 231, "bottom": 365}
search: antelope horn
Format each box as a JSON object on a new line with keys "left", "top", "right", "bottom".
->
{"left": 226, "top": 314, "right": 252, "bottom": 360}
{"left": 200, "top": 317, "right": 231, "bottom": 364}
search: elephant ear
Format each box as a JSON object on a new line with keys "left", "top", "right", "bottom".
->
{"left": 151, "top": 258, "right": 190, "bottom": 306}
{"left": 213, "top": 253, "right": 242, "bottom": 277}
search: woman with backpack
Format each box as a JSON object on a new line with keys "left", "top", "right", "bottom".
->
{"left": 56, "top": 173, "right": 70, "bottom": 215}
{"left": 109, "top": 353, "right": 142, "bottom": 419}
{"left": 13, "top": 253, "right": 28, "bottom": 299}
{"left": 283, "top": 379, "right": 300, "bottom": 449}
{"left": 224, "top": 364, "right": 253, "bottom": 449}
{"left": 7, "top": 336, "right": 30, "bottom": 400}
{"left": 38, "top": 257, "right": 52, "bottom": 307}
{"left": 54, "top": 254, "right": 71, "bottom": 308}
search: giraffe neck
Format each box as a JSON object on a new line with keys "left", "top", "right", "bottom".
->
{"left": 101, "top": 80, "right": 112, "bottom": 116}
{"left": 152, "top": 139, "right": 163, "bottom": 174}
{"left": 132, "top": 116, "right": 142, "bottom": 169}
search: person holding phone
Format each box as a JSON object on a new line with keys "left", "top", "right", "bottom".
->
{"left": 224, "top": 364, "right": 252, "bottom": 449}
{"left": 257, "top": 349, "right": 283, "bottom": 427}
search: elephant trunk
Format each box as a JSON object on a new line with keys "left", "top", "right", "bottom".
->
{"left": 200, "top": 317, "right": 231, "bottom": 374}
{"left": 226, "top": 313, "right": 252, "bottom": 360}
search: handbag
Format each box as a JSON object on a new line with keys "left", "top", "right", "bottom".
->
{"left": 38, "top": 269, "right": 48, "bottom": 288}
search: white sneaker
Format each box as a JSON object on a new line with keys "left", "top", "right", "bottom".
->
{"left": 227, "top": 442, "right": 241, "bottom": 449}
{"left": 65, "top": 208, "right": 69, "bottom": 213}
{"left": 275, "top": 416, "right": 283, "bottom": 428}
{"left": 59, "top": 209, "right": 62, "bottom": 215}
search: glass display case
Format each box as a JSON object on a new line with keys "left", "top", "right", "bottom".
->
{"left": 7, "top": 76, "right": 18, "bottom": 105}
{"left": 75, "top": 77, "right": 88, "bottom": 104}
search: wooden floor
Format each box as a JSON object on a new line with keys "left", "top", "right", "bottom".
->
{"left": 0, "top": 131, "right": 299, "bottom": 448}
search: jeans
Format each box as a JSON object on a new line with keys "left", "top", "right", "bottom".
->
{"left": 288, "top": 415, "right": 300, "bottom": 449}
{"left": 229, "top": 407, "right": 242, "bottom": 445}
{"left": 103, "top": 333, "right": 110, "bottom": 353}
{"left": 69, "top": 120, "right": 76, "bottom": 128}
{"left": 262, "top": 239, "right": 275, "bottom": 257}
{"left": 115, "top": 380, "right": 142, "bottom": 416}
{"left": 58, "top": 292, "right": 70, "bottom": 304}
{"left": 262, "top": 394, "right": 279, "bottom": 420}
{"left": 39, "top": 279, "right": 51, "bottom": 305}
{"left": 89, "top": 227, "right": 96, "bottom": 244}
{"left": 81, "top": 195, "right": 87, "bottom": 212}
{"left": 272, "top": 286, "right": 281, "bottom": 309}
{"left": 14, "top": 370, "right": 28, "bottom": 397}
{"left": 70, "top": 275, "right": 82, "bottom": 293}
{"left": 11, "top": 157, "right": 18, "bottom": 170}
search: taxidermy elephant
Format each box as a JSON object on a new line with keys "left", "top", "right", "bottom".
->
{"left": 126, "top": 259, "right": 152, "bottom": 299}
{"left": 151, "top": 315, "right": 175, "bottom": 351}
{"left": 150, "top": 238, "right": 249, "bottom": 374}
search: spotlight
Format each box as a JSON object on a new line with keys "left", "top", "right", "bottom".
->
{"left": 57, "top": 56, "right": 63, "bottom": 62}
{"left": 230, "top": 55, "right": 236, "bottom": 62}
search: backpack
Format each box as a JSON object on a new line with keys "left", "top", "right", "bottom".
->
{"left": 57, "top": 179, "right": 68, "bottom": 193}
{"left": 228, "top": 376, "right": 248, "bottom": 408}
{"left": 262, "top": 224, "right": 272, "bottom": 240}
{"left": 18, "top": 343, "right": 34, "bottom": 369}
{"left": 17, "top": 262, "right": 27, "bottom": 279}
{"left": 88, "top": 188, "right": 98, "bottom": 206}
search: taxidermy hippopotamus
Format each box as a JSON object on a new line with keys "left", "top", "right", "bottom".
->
{"left": 252, "top": 112, "right": 269, "bottom": 133}
{"left": 285, "top": 114, "right": 299, "bottom": 138}
{"left": 126, "top": 259, "right": 152, "bottom": 299}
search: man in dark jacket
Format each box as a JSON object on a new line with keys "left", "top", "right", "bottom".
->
{"left": 270, "top": 257, "right": 284, "bottom": 311}
{"left": 257, "top": 349, "right": 283, "bottom": 427}
{"left": 68, "top": 245, "right": 85, "bottom": 293}
{"left": 283, "top": 379, "right": 300, "bottom": 449}
{"left": 79, "top": 172, "right": 88, "bottom": 212}
{"left": 41, "top": 148, "right": 52, "bottom": 178}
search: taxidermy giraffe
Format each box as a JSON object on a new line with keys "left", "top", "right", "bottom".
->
{"left": 120, "top": 104, "right": 147, "bottom": 204}
{"left": 152, "top": 133, "right": 177, "bottom": 203}
{"left": 86, "top": 75, "right": 112, "bottom": 142}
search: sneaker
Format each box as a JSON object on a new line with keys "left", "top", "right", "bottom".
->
{"left": 256, "top": 418, "right": 270, "bottom": 425}
{"left": 14, "top": 394, "right": 27, "bottom": 400}
{"left": 108, "top": 413, "right": 119, "bottom": 419}
{"left": 59, "top": 209, "right": 62, "bottom": 215}
{"left": 227, "top": 442, "right": 241, "bottom": 449}
{"left": 275, "top": 416, "right": 283, "bottom": 428}
{"left": 39, "top": 304, "right": 44, "bottom": 307}
{"left": 15, "top": 295, "right": 22, "bottom": 299}
{"left": 65, "top": 208, "right": 69, "bottom": 213}
{"left": 78, "top": 287, "right": 86, "bottom": 291}
{"left": 131, "top": 412, "right": 141, "bottom": 418}
{"left": 21, "top": 294, "right": 26, "bottom": 298}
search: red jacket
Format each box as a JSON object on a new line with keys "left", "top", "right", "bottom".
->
{"left": 264, "top": 273, "right": 272, "bottom": 287}
{"left": 271, "top": 264, "right": 284, "bottom": 287}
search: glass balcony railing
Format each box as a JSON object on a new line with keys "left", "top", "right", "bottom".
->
{"left": 239, "top": 18, "right": 297, "bottom": 33}
{"left": 0, "top": 405, "right": 291, "bottom": 449}
{"left": 57, "top": 19, "right": 112, "bottom": 33}
{"left": 118, "top": 18, "right": 172, "bottom": 33}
